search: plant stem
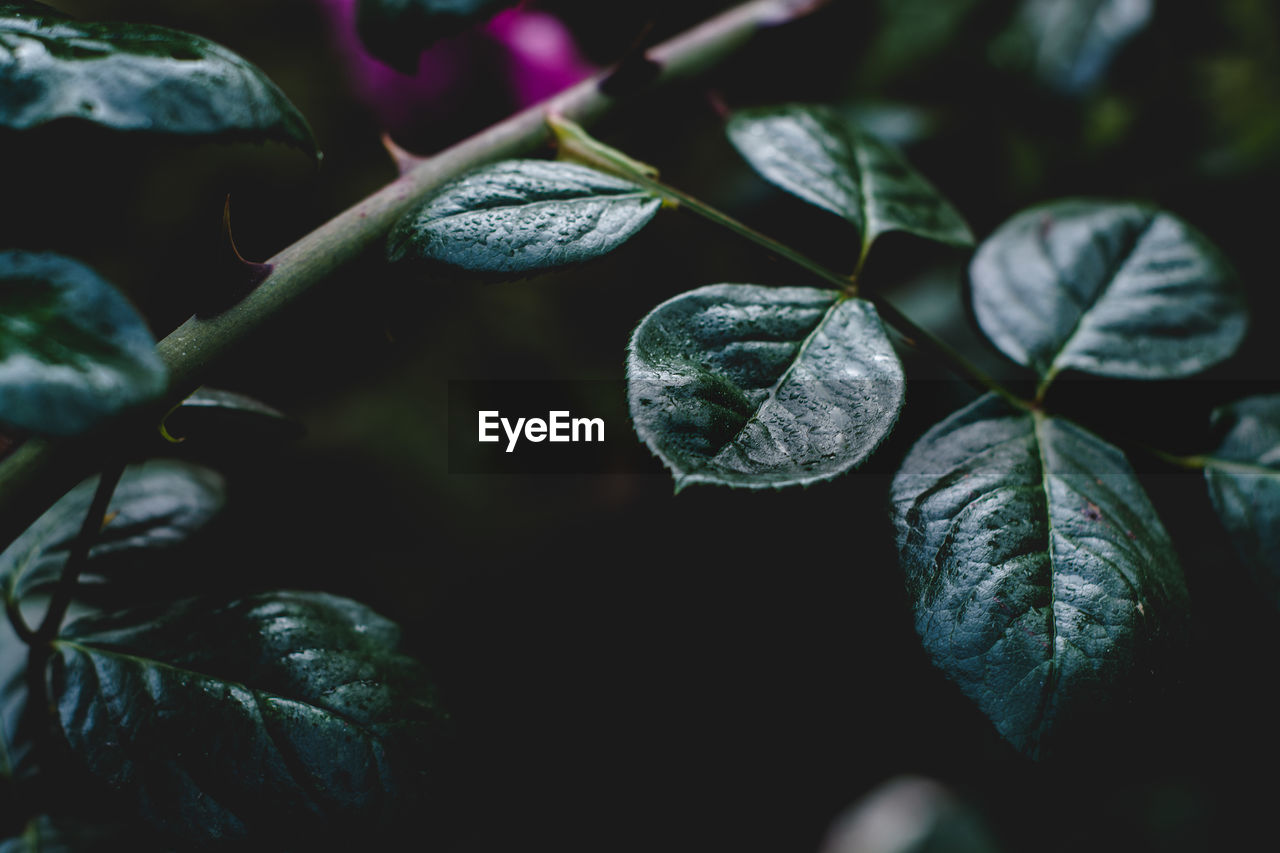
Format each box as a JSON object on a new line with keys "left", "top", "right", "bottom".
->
{"left": 36, "top": 463, "right": 124, "bottom": 641}
{"left": 0, "top": 0, "right": 823, "bottom": 554}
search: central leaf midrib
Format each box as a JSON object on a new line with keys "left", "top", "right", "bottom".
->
{"left": 1045, "top": 213, "right": 1157, "bottom": 379}
{"left": 55, "top": 640, "right": 380, "bottom": 736}
{"left": 707, "top": 294, "right": 847, "bottom": 468}
{"left": 1030, "top": 411, "right": 1062, "bottom": 745}
{"left": 425, "top": 190, "right": 656, "bottom": 228}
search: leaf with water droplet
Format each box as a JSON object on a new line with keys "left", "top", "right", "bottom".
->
{"left": 388, "top": 159, "right": 664, "bottom": 275}
{"left": 970, "top": 200, "right": 1247, "bottom": 390}
{"left": 0, "top": 1, "right": 318, "bottom": 155}
{"left": 628, "top": 283, "right": 904, "bottom": 490}
{"left": 0, "top": 251, "right": 167, "bottom": 436}
{"left": 891, "top": 393, "right": 1188, "bottom": 758}
{"left": 1202, "top": 394, "right": 1280, "bottom": 607}
{"left": 51, "top": 591, "right": 451, "bottom": 846}
{"left": 726, "top": 104, "right": 972, "bottom": 254}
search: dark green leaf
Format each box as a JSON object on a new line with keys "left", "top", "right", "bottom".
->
{"left": 0, "top": 2, "right": 317, "bottom": 155}
{"left": 0, "top": 251, "right": 168, "bottom": 436}
{"left": 1, "top": 610, "right": 26, "bottom": 784}
{"left": 992, "top": 0, "right": 1153, "bottom": 95}
{"left": 726, "top": 104, "right": 973, "bottom": 253}
{"left": 163, "top": 387, "right": 303, "bottom": 443}
{"left": 1202, "top": 394, "right": 1280, "bottom": 605}
{"left": 628, "top": 284, "right": 904, "bottom": 490}
{"left": 970, "top": 201, "right": 1247, "bottom": 386}
{"left": 356, "top": 0, "right": 516, "bottom": 73}
{"left": 0, "top": 460, "right": 225, "bottom": 606}
{"left": 891, "top": 393, "right": 1187, "bottom": 758}
{"left": 51, "top": 592, "right": 450, "bottom": 845}
{"left": 388, "top": 159, "right": 663, "bottom": 275}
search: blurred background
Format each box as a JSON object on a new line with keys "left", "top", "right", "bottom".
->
{"left": 5, "top": 0, "right": 1280, "bottom": 849}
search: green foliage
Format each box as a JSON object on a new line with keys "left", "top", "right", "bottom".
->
{"left": 388, "top": 160, "right": 664, "bottom": 274}
{"left": 0, "top": 251, "right": 168, "bottom": 437}
{"left": 1203, "top": 394, "right": 1280, "bottom": 605}
{"left": 0, "top": 2, "right": 317, "bottom": 155}
{"left": 51, "top": 592, "right": 451, "bottom": 846}
{"left": 891, "top": 393, "right": 1187, "bottom": 758}
{"left": 969, "top": 201, "right": 1247, "bottom": 389}
{"left": 726, "top": 104, "right": 973, "bottom": 257}
{"left": 0, "top": 461, "right": 225, "bottom": 607}
{"left": 628, "top": 284, "right": 904, "bottom": 490}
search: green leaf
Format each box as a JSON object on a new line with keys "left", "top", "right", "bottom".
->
{"left": 1202, "top": 394, "right": 1280, "bottom": 606}
{"left": 0, "top": 1, "right": 318, "bottom": 155}
{"left": 992, "top": 0, "right": 1153, "bottom": 95}
{"left": 726, "top": 104, "right": 973, "bottom": 254}
{"left": 355, "top": 0, "right": 516, "bottom": 73}
{"left": 1, "top": 609, "right": 26, "bottom": 783}
{"left": 970, "top": 200, "right": 1247, "bottom": 388}
{"left": 51, "top": 591, "right": 451, "bottom": 845}
{"left": 0, "top": 460, "right": 225, "bottom": 607}
{"left": 628, "top": 284, "right": 904, "bottom": 491}
{"left": 163, "top": 387, "right": 303, "bottom": 443}
{"left": 388, "top": 159, "right": 664, "bottom": 275}
{"left": 0, "top": 251, "right": 168, "bottom": 436}
{"left": 891, "top": 393, "right": 1187, "bottom": 758}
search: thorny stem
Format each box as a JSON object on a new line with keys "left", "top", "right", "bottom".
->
{"left": 549, "top": 114, "right": 1034, "bottom": 411}
{"left": 0, "top": 0, "right": 825, "bottom": 554}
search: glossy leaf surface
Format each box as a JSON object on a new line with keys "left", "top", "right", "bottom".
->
{"left": 726, "top": 104, "right": 972, "bottom": 252}
{"left": 355, "top": 0, "right": 515, "bottom": 73}
{"left": 891, "top": 393, "right": 1187, "bottom": 757}
{"left": 628, "top": 284, "right": 904, "bottom": 490}
{"left": 0, "top": 1, "right": 317, "bottom": 154}
{"left": 1202, "top": 394, "right": 1280, "bottom": 605}
{"left": 970, "top": 201, "right": 1246, "bottom": 384}
{"left": 51, "top": 592, "right": 450, "bottom": 845}
{"left": 0, "top": 461, "right": 225, "bottom": 606}
{"left": 388, "top": 159, "right": 662, "bottom": 275}
{"left": 0, "top": 252, "right": 167, "bottom": 436}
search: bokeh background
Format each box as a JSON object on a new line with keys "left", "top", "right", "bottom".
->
{"left": 5, "top": 0, "right": 1280, "bottom": 849}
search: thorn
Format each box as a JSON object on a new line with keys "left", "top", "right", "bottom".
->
{"left": 705, "top": 89, "right": 731, "bottom": 121}
{"left": 381, "top": 132, "right": 425, "bottom": 176}
{"left": 100, "top": 511, "right": 118, "bottom": 531}
{"left": 158, "top": 401, "right": 187, "bottom": 444}
{"left": 196, "top": 195, "right": 273, "bottom": 319}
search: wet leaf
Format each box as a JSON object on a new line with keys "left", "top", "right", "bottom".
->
{"left": 1202, "top": 394, "right": 1280, "bottom": 606}
{"left": 0, "top": 461, "right": 225, "bottom": 606}
{"left": 970, "top": 200, "right": 1246, "bottom": 387}
{"left": 726, "top": 104, "right": 973, "bottom": 254}
{"left": 388, "top": 159, "right": 663, "bottom": 275}
{"left": 628, "top": 284, "right": 904, "bottom": 490}
{"left": 51, "top": 591, "right": 451, "bottom": 846}
{"left": 0, "top": 1, "right": 317, "bottom": 155}
{"left": 0, "top": 251, "right": 167, "bottom": 436}
{"left": 891, "top": 393, "right": 1187, "bottom": 758}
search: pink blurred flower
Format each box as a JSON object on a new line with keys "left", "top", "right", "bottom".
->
{"left": 318, "top": 0, "right": 595, "bottom": 139}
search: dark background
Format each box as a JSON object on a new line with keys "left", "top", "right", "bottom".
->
{"left": 5, "top": 0, "right": 1280, "bottom": 849}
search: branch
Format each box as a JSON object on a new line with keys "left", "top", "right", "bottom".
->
{"left": 0, "top": 0, "right": 824, "bottom": 552}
